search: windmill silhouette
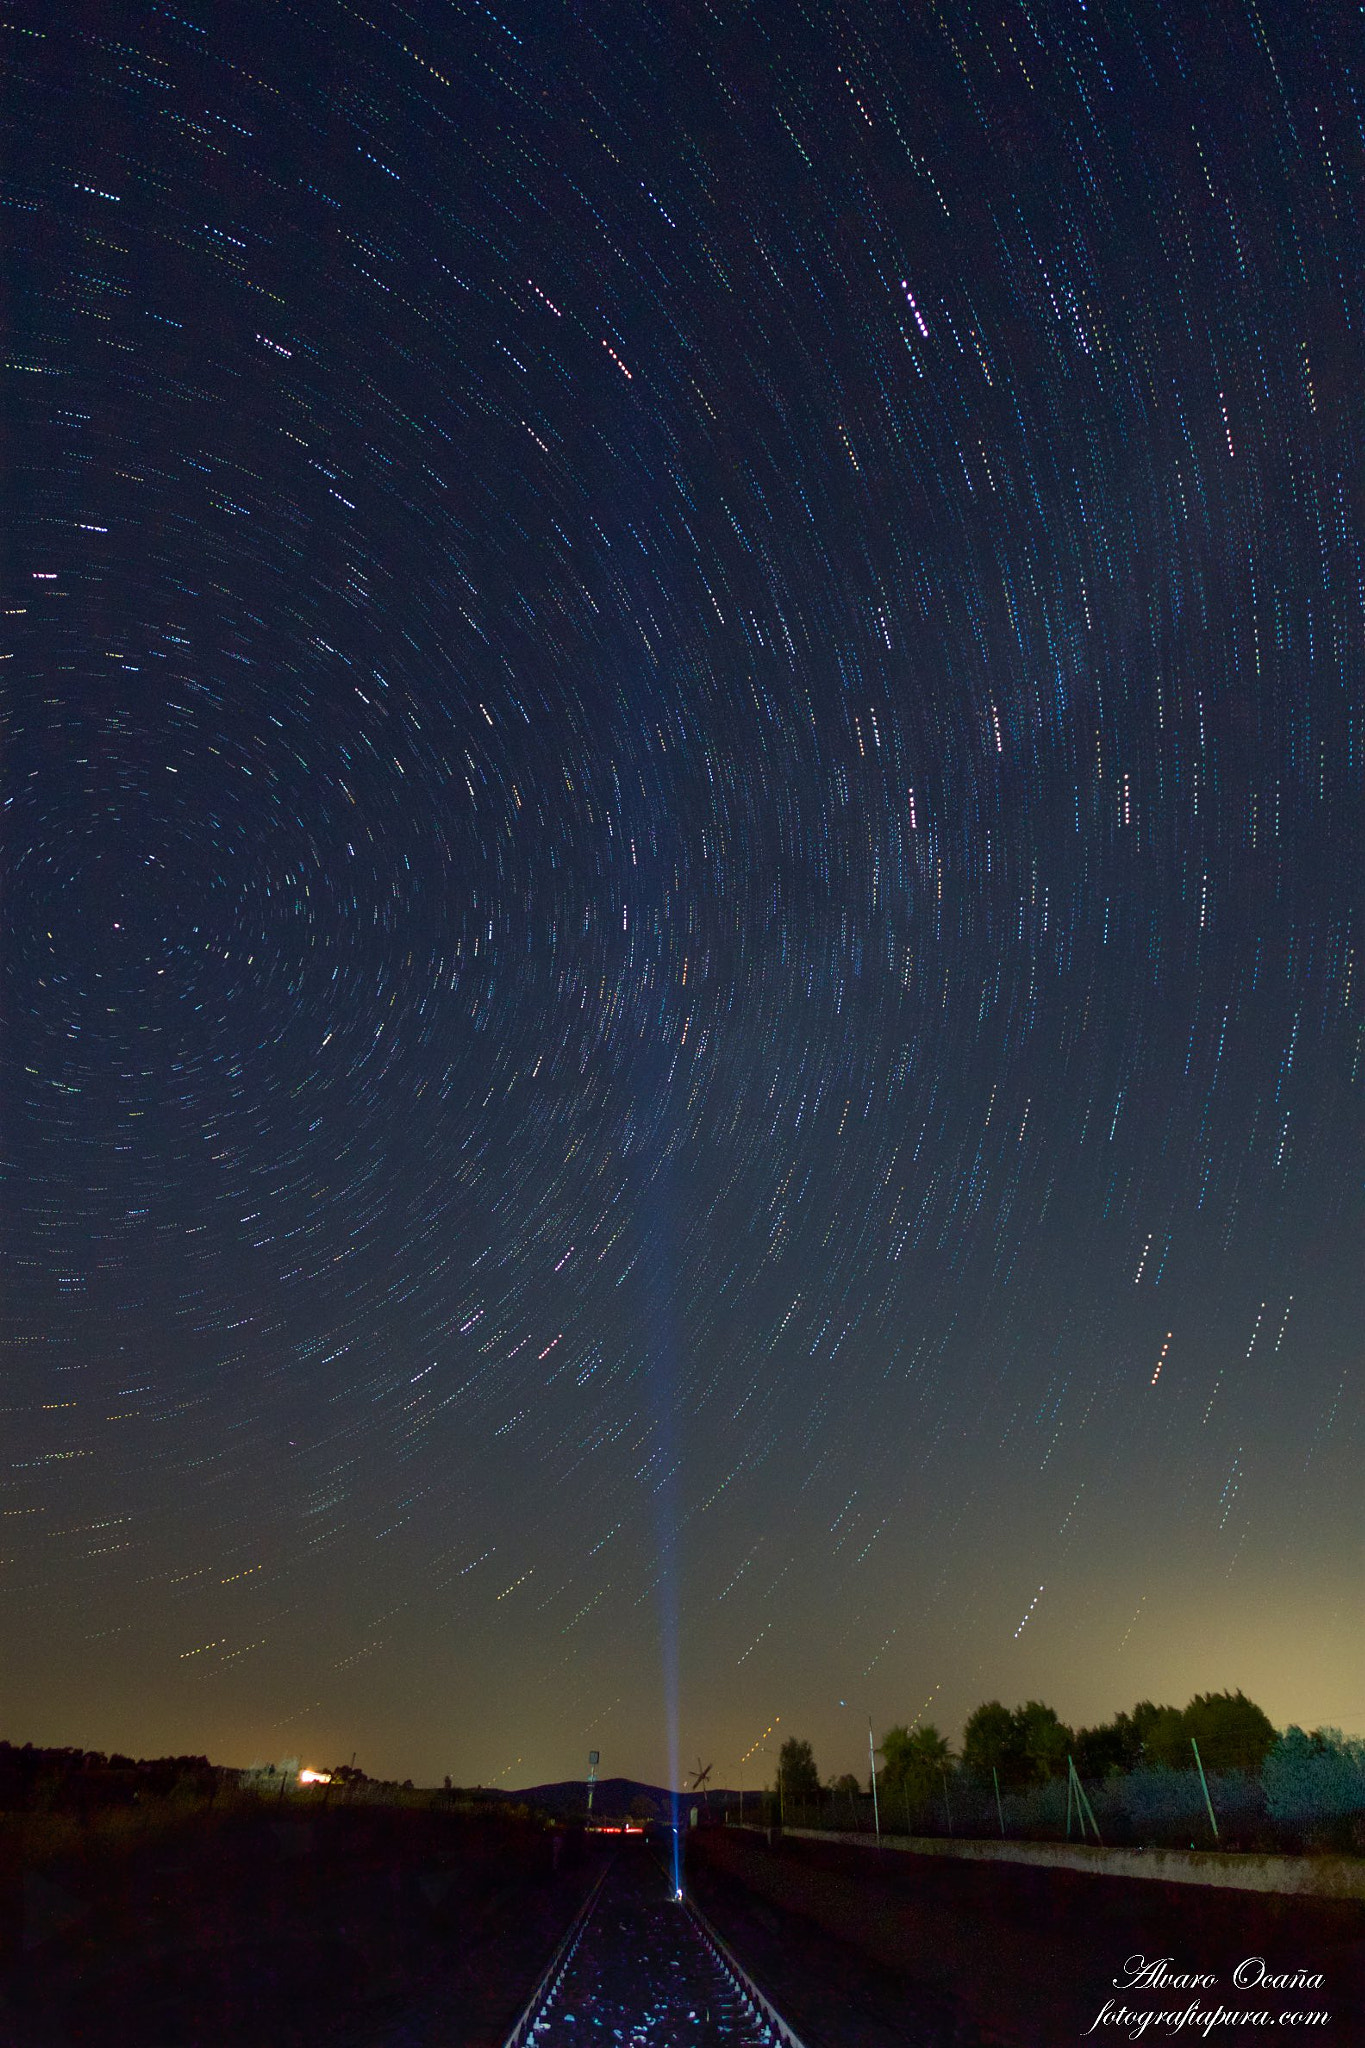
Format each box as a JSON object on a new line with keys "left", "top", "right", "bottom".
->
{"left": 689, "top": 1758, "right": 713, "bottom": 1819}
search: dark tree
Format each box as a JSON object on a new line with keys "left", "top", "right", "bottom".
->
{"left": 775, "top": 1737, "right": 820, "bottom": 1810}
{"left": 961, "top": 1701, "right": 1023, "bottom": 1784}
{"left": 878, "top": 1723, "right": 951, "bottom": 1799}
{"left": 1182, "top": 1691, "right": 1277, "bottom": 1774}
{"left": 961, "top": 1701, "right": 1070, "bottom": 1786}
{"left": 1014, "top": 1702, "right": 1073, "bottom": 1782}
{"left": 1129, "top": 1700, "right": 1187, "bottom": 1769}
{"left": 1074, "top": 1716, "right": 1135, "bottom": 1777}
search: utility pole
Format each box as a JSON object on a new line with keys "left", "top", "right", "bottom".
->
{"left": 1191, "top": 1738, "right": 1218, "bottom": 1840}
{"left": 587, "top": 1750, "right": 599, "bottom": 1816}
{"left": 1066, "top": 1756, "right": 1101, "bottom": 1843}
{"left": 867, "top": 1717, "right": 881, "bottom": 1846}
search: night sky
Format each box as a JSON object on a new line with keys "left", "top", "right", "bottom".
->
{"left": 3, "top": 0, "right": 1362, "bottom": 1791}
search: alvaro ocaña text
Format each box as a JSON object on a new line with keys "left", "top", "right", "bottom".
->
{"left": 1082, "top": 1956, "right": 1329, "bottom": 2039}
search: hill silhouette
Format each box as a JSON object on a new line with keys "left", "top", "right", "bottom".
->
{"left": 489, "top": 1777, "right": 733, "bottom": 1819}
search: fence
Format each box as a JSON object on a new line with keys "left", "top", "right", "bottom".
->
{"left": 725, "top": 1751, "right": 1365, "bottom": 1854}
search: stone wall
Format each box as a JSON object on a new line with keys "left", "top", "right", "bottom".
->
{"left": 777, "top": 1824, "right": 1365, "bottom": 1898}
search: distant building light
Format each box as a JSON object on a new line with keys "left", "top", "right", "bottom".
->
{"left": 298, "top": 1768, "right": 332, "bottom": 1785}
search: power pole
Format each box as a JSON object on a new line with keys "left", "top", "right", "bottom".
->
{"left": 1191, "top": 1738, "right": 1218, "bottom": 1841}
{"left": 586, "top": 1750, "right": 598, "bottom": 1816}
{"left": 867, "top": 1718, "right": 881, "bottom": 1845}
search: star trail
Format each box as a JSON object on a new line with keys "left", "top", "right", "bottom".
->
{"left": 2, "top": 0, "right": 1361, "bottom": 1785}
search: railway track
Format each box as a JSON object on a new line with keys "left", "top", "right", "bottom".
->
{"left": 502, "top": 1839, "right": 807, "bottom": 2046}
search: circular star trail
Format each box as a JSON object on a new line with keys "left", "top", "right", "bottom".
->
{"left": 2, "top": 0, "right": 1361, "bottom": 1779}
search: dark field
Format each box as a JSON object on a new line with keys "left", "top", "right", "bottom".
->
{"left": 0, "top": 1798, "right": 600, "bottom": 2048}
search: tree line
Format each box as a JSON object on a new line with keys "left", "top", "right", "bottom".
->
{"left": 772, "top": 1689, "right": 1279, "bottom": 1809}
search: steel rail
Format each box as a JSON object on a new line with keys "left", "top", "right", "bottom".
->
{"left": 682, "top": 1888, "right": 812, "bottom": 2048}
{"left": 498, "top": 1855, "right": 611, "bottom": 2048}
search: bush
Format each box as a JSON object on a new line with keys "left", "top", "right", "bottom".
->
{"left": 1263, "top": 1728, "right": 1365, "bottom": 1827}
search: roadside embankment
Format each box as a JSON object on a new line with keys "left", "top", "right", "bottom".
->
{"left": 781, "top": 1824, "right": 1365, "bottom": 1898}
{"left": 687, "top": 1825, "right": 1364, "bottom": 2046}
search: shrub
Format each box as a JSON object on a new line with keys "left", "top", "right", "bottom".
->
{"left": 1263, "top": 1728, "right": 1365, "bottom": 1826}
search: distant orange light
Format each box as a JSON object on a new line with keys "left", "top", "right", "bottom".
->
{"left": 298, "top": 1768, "right": 332, "bottom": 1785}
